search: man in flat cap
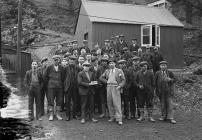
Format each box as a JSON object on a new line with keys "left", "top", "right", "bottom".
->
{"left": 40, "top": 57, "right": 48, "bottom": 116}
{"left": 141, "top": 46, "right": 153, "bottom": 71}
{"left": 82, "top": 40, "right": 90, "bottom": 53}
{"left": 24, "top": 60, "right": 43, "bottom": 121}
{"left": 78, "top": 61, "right": 98, "bottom": 124}
{"left": 155, "top": 61, "right": 176, "bottom": 124}
{"left": 116, "top": 34, "right": 128, "bottom": 55}
{"left": 129, "top": 38, "right": 139, "bottom": 52}
{"left": 102, "top": 39, "right": 111, "bottom": 54}
{"left": 151, "top": 47, "right": 164, "bottom": 74}
{"left": 122, "top": 47, "right": 133, "bottom": 62}
{"left": 97, "top": 57, "right": 109, "bottom": 118}
{"left": 118, "top": 59, "right": 132, "bottom": 120}
{"left": 63, "top": 55, "right": 80, "bottom": 121}
{"left": 136, "top": 61, "right": 155, "bottom": 122}
{"left": 43, "top": 55, "right": 64, "bottom": 121}
{"left": 129, "top": 56, "right": 141, "bottom": 119}
{"left": 100, "top": 59, "right": 125, "bottom": 125}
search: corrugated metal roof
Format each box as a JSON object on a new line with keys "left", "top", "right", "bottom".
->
{"left": 81, "top": 0, "right": 184, "bottom": 27}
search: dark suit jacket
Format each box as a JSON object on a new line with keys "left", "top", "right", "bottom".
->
{"left": 136, "top": 70, "right": 155, "bottom": 93}
{"left": 64, "top": 64, "right": 79, "bottom": 92}
{"left": 129, "top": 44, "right": 139, "bottom": 52}
{"left": 155, "top": 70, "right": 176, "bottom": 97}
{"left": 78, "top": 70, "right": 96, "bottom": 96}
{"left": 24, "top": 69, "right": 43, "bottom": 89}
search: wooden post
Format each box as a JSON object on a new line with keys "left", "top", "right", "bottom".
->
{"left": 17, "top": 0, "right": 23, "bottom": 75}
{"left": 0, "top": 15, "right": 2, "bottom": 64}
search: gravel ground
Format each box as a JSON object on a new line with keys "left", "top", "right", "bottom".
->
{"left": 31, "top": 110, "right": 202, "bottom": 140}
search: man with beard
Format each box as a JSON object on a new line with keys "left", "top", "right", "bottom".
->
{"left": 63, "top": 55, "right": 79, "bottom": 121}
{"left": 43, "top": 55, "right": 64, "bottom": 121}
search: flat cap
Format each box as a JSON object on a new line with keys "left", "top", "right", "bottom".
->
{"left": 64, "top": 52, "right": 71, "bottom": 58}
{"left": 52, "top": 55, "right": 61, "bottom": 60}
{"left": 146, "top": 45, "right": 151, "bottom": 49}
{"left": 159, "top": 61, "right": 168, "bottom": 65}
{"left": 104, "top": 39, "right": 110, "bottom": 42}
{"left": 101, "top": 57, "right": 109, "bottom": 62}
{"left": 119, "top": 34, "right": 124, "bottom": 37}
{"left": 118, "top": 59, "right": 126, "bottom": 64}
{"left": 132, "top": 56, "right": 140, "bottom": 61}
{"left": 154, "top": 46, "right": 158, "bottom": 50}
{"left": 108, "top": 58, "right": 116, "bottom": 63}
{"left": 41, "top": 57, "right": 48, "bottom": 63}
{"left": 83, "top": 40, "right": 88, "bottom": 43}
{"left": 69, "top": 55, "right": 77, "bottom": 60}
{"left": 82, "top": 61, "right": 91, "bottom": 67}
{"left": 140, "top": 61, "right": 148, "bottom": 66}
{"left": 72, "top": 40, "right": 78, "bottom": 43}
{"left": 123, "top": 47, "right": 128, "bottom": 51}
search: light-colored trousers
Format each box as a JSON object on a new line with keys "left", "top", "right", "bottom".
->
{"left": 160, "top": 93, "right": 175, "bottom": 119}
{"left": 107, "top": 86, "right": 122, "bottom": 122}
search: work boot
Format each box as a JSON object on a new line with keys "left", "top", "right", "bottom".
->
{"left": 137, "top": 109, "right": 144, "bottom": 122}
{"left": 148, "top": 109, "right": 155, "bottom": 122}
{"left": 49, "top": 112, "right": 54, "bottom": 121}
{"left": 56, "top": 112, "right": 63, "bottom": 120}
{"left": 56, "top": 106, "right": 63, "bottom": 120}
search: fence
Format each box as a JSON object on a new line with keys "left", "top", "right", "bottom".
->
{"left": 1, "top": 47, "right": 31, "bottom": 76}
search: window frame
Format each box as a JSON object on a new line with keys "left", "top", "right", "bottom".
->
{"left": 141, "top": 24, "right": 160, "bottom": 47}
{"left": 141, "top": 25, "right": 152, "bottom": 47}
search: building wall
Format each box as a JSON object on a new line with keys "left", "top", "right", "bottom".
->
{"left": 160, "top": 26, "right": 183, "bottom": 69}
{"left": 92, "top": 22, "right": 141, "bottom": 48}
{"left": 75, "top": 4, "right": 93, "bottom": 49}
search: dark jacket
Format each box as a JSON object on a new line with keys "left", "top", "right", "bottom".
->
{"left": 136, "top": 70, "right": 155, "bottom": 93}
{"left": 129, "top": 44, "right": 139, "bottom": 52}
{"left": 78, "top": 70, "right": 96, "bottom": 95}
{"left": 151, "top": 52, "right": 164, "bottom": 73}
{"left": 155, "top": 70, "right": 176, "bottom": 97}
{"left": 64, "top": 64, "right": 79, "bottom": 92}
{"left": 43, "top": 65, "right": 64, "bottom": 89}
{"left": 129, "top": 65, "right": 140, "bottom": 88}
{"left": 122, "top": 67, "right": 132, "bottom": 90}
{"left": 24, "top": 69, "right": 43, "bottom": 89}
{"left": 116, "top": 41, "right": 128, "bottom": 54}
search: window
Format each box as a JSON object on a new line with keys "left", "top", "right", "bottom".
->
{"left": 141, "top": 25, "right": 160, "bottom": 47}
{"left": 84, "top": 32, "right": 88, "bottom": 41}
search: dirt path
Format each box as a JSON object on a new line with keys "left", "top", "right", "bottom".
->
{"left": 31, "top": 110, "right": 202, "bottom": 140}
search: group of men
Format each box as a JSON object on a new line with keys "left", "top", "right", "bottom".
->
{"left": 24, "top": 34, "right": 177, "bottom": 125}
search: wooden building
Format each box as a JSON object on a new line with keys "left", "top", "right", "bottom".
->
{"left": 75, "top": 0, "right": 184, "bottom": 68}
